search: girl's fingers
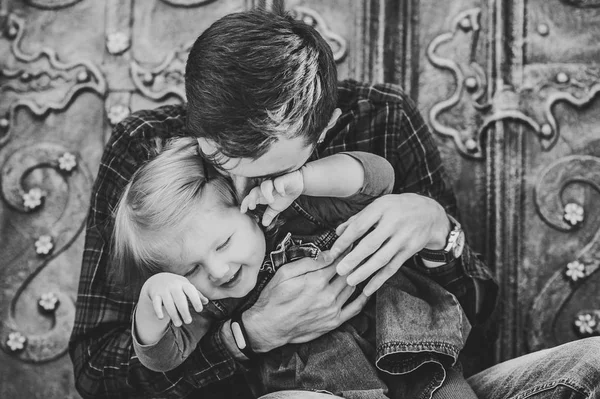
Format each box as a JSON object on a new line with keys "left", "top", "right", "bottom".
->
{"left": 172, "top": 289, "right": 192, "bottom": 324}
{"left": 152, "top": 295, "right": 164, "bottom": 319}
{"left": 182, "top": 283, "right": 205, "bottom": 313}
{"left": 260, "top": 180, "right": 275, "bottom": 203}
{"left": 162, "top": 295, "right": 182, "bottom": 327}
{"left": 273, "top": 177, "right": 286, "bottom": 196}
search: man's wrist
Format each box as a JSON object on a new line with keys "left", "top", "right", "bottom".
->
{"left": 241, "top": 308, "right": 278, "bottom": 353}
{"left": 220, "top": 319, "right": 250, "bottom": 361}
{"left": 424, "top": 207, "right": 451, "bottom": 250}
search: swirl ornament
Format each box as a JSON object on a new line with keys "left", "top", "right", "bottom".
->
{"left": 0, "top": 142, "right": 92, "bottom": 362}
{"left": 427, "top": 8, "right": 600, "bottom": 159}
{"left": 290, "top": 6, "right": 347, "bottom": 63}
{"left": 131, "top": 42, "right": 188, "bottom": 102}
{"left": 0, "top": 13, "right": 107, "bottom": 148}
{"left": 527, "top": 155, "right": 600, "bottom": 350}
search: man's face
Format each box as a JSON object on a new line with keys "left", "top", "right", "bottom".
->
{"left": 197, "top": 136, "right": 315, "bottom": 197}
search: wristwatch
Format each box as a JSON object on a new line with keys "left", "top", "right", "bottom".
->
{"left": 230, "top": 311, "right": 257, "bottom": 360}
{"left": 418, "top": 215, "right": 465, "bottom": 263}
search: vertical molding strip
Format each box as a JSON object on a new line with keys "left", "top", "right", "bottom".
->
{"left": 487, "top": 0, "right": 527, "bottom": 362}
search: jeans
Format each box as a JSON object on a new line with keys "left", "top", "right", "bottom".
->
{"left": 259, "top": 337, "right": 600, "bottom": 399}
{"left": 249, "top": 264, "right": 471, "bottom": 399}
{"left": 467, "top": 337, "right": 600, "bottom": 399}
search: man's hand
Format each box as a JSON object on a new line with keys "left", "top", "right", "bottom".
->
{"left": 331, "top": 193, "right": 451, "bottom": 296}
{"left": 242, "top": 251, "right": 369, "bottom": 352}
{"left": 240, "top": 170, "right": 304, "bottom": 226}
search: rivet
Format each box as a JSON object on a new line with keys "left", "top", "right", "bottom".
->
{"left": 143, "top": 72, "right": 154, "bottom": 85}
{"left": 537, "top": 23, "right": 549, "bottom": 36}
{"left": 459, "top": 18, "right": 472, "bottom": 31}
{"left": 465, "top": 139, "right": 478, "bottom": 152}
{"left": 76, "top": 70, "right": 89, "bottom": 82}
{"left": 0, "top": 118, "right": 9, "bottom": 128}
{"left": 556, "top": 72, "right": 569, "bottom": 84}
{"left": 465, "top": 77, "right": 478, "bottom": 91}
{"left": 540, "top": 124, "right": 552, "bottom": 138}
{"left": 7, "top": 26, "right": 17, "bottom": 39}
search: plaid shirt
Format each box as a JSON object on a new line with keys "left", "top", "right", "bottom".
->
{"left": 69, "top": 80, "right": 498, "bottom": 398}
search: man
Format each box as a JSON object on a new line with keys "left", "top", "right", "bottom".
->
{"left": 69, "top": 7, "right": 600, "bottom": 399}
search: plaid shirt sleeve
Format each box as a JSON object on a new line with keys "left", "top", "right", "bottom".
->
{"left": 325, "top": 81, "right": 498, "bottom": 325}
{"left": 68, "top": 106, "right": 242, "bottom": 399}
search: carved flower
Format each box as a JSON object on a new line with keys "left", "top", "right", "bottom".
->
{"left": 106, "top": 32, "right": 130, "bottom": 55}
{"left": 565, "top": 260, "right": 586, "bottom": 282}
{"left": 6, "top": 332, "right": 26, "bottom": 352}
{"left": 38, "top": 292, "right": 60, "bottom": 312}
{"left": 107, "top": 105, "right": 130, "bottom": 126}
{"left": 564, "top": 203, "right": 584, "bottom": 226}
{"left": 35, "top": 235, "right": 54, "bottom": 256}
{"left": 58, "top": 152, "right": 77, "bottom": 172}
{"left": 574, "top": 313, "right": 596, "bottom": 335}
{"left": 22, "top": 187, "right": 45, "bottom": 210}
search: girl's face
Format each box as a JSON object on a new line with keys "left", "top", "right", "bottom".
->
{"left": 159, "top": 186, "right": 266, "bottom": 300}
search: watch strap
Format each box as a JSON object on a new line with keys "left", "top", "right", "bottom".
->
{"left": 418, "top": 247, "right": 454, "bottom": 263}
{"left": 418, "top": 215, "right": 462, "bottom": 263}
{"left": 230, "top": 311, "right": 257, "bottom": 360}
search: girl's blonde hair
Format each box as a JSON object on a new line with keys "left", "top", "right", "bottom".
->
{"left": 110, "top": 137, "right": 237, "bottom": 295}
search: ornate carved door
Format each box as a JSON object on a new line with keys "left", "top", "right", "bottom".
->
{"left": 0, "top": 0, "right": 386, "bottom": 397}
{"left": 416, "top": 0, "right": 600, "bottom": 367}
{"left": 2, "top": 0, "right": 598, "bottom": 398}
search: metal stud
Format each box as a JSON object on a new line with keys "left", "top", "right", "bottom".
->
{"left": 76, "top": 70, "right": 89, "bottom": 83}
{"left": 459, "top": 18, "right": 472, "bottom": 31}
{"left": 540, "top": 124, "right": 552, "bottom": 138}
{"left": 465, "top": 138, "right": 478, "bottom": 152}
{"left": 465, "top": 77, "right": 478, "bottom": 91}
{"left": 537, "top": 23, "right": 549, "bottom": 36}
{"left": 556, "top": 72, "right": 569, "bottom": 84}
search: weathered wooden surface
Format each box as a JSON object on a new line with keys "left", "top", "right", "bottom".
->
{"left": 1, "top": 0, "right": 599, "bottom": 398}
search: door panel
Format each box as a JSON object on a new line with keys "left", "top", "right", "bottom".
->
{"left": 1, "top": 0, "right": 598, "bottom": 398}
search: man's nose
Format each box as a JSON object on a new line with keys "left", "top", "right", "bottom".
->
{"left": 230, "top": 175, "right": 255, "bottom": 200}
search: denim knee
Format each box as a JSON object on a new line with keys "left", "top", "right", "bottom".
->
{"left": 468, "top": 337, "right": 600, "bottom": 399}
{"left": 258, "top": 391, "right": 340, "bottom": 399}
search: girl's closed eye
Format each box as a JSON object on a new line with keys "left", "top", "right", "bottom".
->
{"left": 216, "top": 236, "right": 231, "bottom": 251}
{"left": 184, "top": 264, "right": 200, "bottom": 277}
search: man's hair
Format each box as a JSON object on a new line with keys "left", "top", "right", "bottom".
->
{"left": 110, "top": 137, "right": 237, "bottom": 295}
{"left": 185, "top": 8, "right": 338, "bottom": 163}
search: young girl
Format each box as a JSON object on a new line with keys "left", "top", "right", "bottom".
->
{"left": 112, "top": 137, "right": 476, "bottom": 398}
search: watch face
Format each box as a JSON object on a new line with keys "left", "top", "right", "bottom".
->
{"left": 452, "top": 230, "right": 466, "bottom": 258}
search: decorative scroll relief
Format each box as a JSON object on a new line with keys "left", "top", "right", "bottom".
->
{"left": 0, "top": 142, "right": 92, "bottom": 362}
{"left": 426, "top": 8, "right": 489, "bottom": 159}
{"left": 131, "top": 42, "right": 188, "bottom": 102}
{"left": 527, "top": 155, "right": 600, "bottom": 351}
{"left": 427, "top": 9, "right": 600, "bottom": 160}
{"left": 290, "top": 6, "right": 348, "bottom": 63}
{"left": 130, "top": 6, "right": 346, "bottom": 104}
{"left": 24, "top": 0, "right": 82, "bottom": 9}
{"left": 0, "top": 14, "right": 107, "bottom": 148}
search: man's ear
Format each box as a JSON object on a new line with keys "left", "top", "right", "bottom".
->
{"left": 196, "top": 138, "right": 217, "bottom": 155}
{"left": 318, "top": 108, "right": 342, "bottom": 143}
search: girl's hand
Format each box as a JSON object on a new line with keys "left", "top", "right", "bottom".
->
{"left": 240, "top": 170, "right": 304, "bottom": 226}
{"left": 140, "top": 272, "right": 209, "bottom": 327}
